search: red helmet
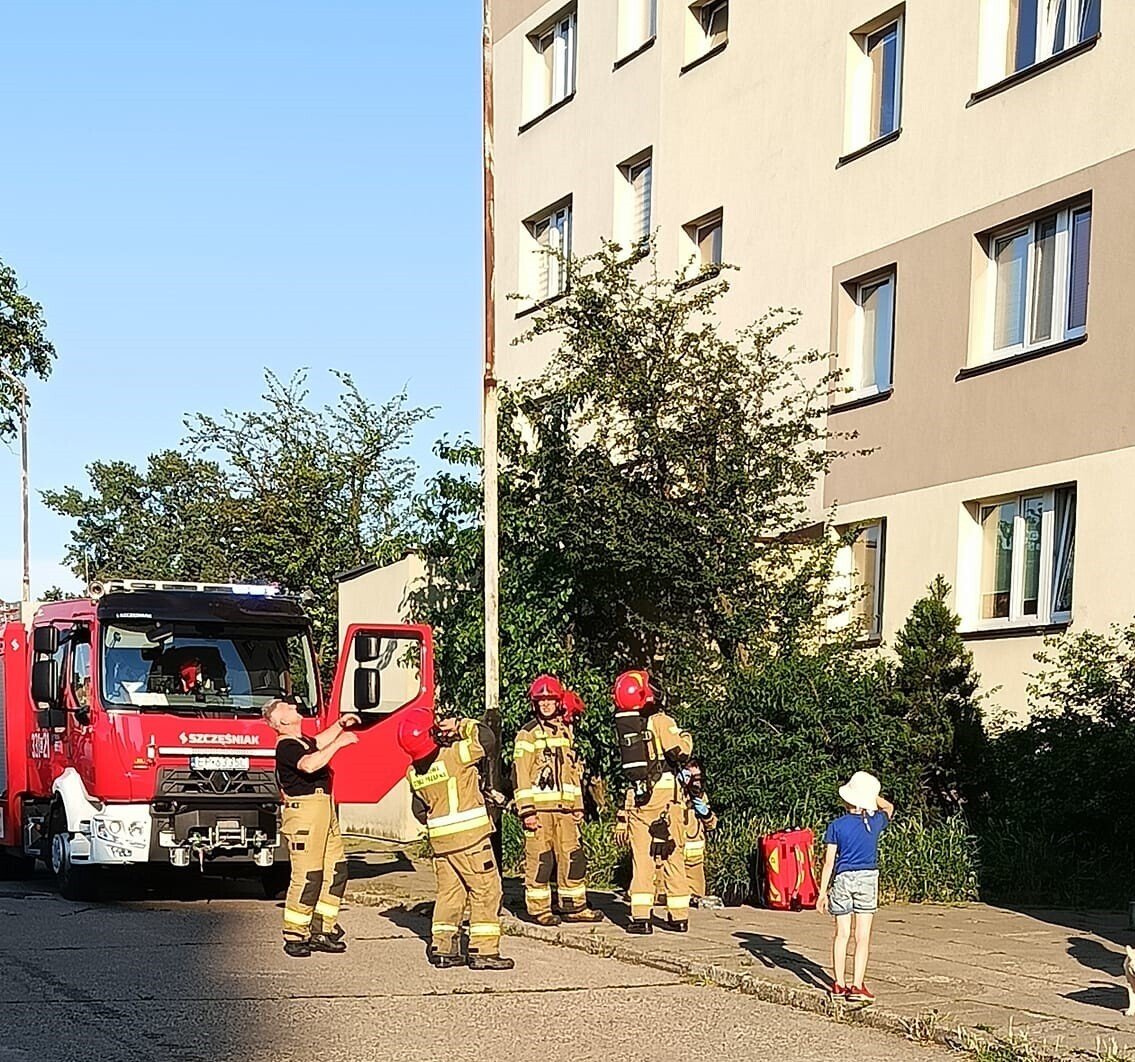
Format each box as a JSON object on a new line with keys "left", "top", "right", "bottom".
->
{"left": 179, "top": 659, "right": 201, "bottom": 691}
{"left": 396, "top": 707, "right": 438, "bottom": 761}
{"left": 528, "top": 674, "right": 565, "bottom": 703}
{"left": 562, "top": 690, "right": 585, "bottom": 724}
{"left": 613, "top": 670, "right": 654, "bottom": 712}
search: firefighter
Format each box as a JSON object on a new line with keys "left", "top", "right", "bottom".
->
{"left": 679, "top": 757, "right": 719, "bottom": 905}
{"left": 263, "top": 697, "right": 358, "bottom": 958}
{"left": 399, "top": 707, "right": 514, "bottom": 971}
{"left": 613, "top": 670, "right": 694, "bottom": 934}
{"left": 513, "top": 676, "right": 602, "bottom": 926}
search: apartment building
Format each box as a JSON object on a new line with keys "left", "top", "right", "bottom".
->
{"left": 490, "top": 0, "right": 1129, "bottom": 714}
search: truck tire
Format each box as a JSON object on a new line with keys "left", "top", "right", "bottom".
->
{"left": 49, "top": 809, "right": 97, "bottom": 902}
{"left": 261, "top": 863, "right": 291, "bottom": 900}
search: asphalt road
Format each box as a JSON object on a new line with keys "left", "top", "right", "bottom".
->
{"left": 0, "top": 874, "right": 951, "bottom": 1062}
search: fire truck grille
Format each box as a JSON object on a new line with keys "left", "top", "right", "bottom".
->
{"left": 157, "top": 768, "right": 279, "bottom": 799}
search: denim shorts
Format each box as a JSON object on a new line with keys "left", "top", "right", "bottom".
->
{"left": 829, "top": 869, "right": 879, "bottom": 916}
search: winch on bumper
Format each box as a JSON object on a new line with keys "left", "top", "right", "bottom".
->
{"left": 150, "top": 766, "right": 284, "bottom": 869}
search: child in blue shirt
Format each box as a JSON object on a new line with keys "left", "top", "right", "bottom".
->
{"left": 817, "top": 771, "right": 894, "bottom": 1004}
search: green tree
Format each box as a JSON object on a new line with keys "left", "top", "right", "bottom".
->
{"left": 890, "top": 576, "right": 985, "bottom": 814}
{"left": 0, "top": 258, "right": 57, "bottom": 437}
{"left": 410, "top": 242, "right": 846, "bottom": 787}
{"left": 44, "top": 369, "right": 431, "bottom": 668}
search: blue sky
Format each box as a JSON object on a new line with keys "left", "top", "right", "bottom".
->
{"left": 0, "top": 1, "right": 483, "bottom": 597}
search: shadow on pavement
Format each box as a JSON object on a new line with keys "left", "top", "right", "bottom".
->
{"left": 735, "top": 931, "right": 830, "bottom": 990}
{"left": 1001, "top": 906, "right": 1133, "bottom": 949}
{"left": 377, "top": 900, "right": 434, "bottom": 943}
{"left": 345, "top": 850, "right": 415, "bottom": 881}
{"left": 1065, "top": 983, "right": 1129, "bottom": 1013}
{"left": 1068, "top": 935, "right": 1126, "bottom": 976}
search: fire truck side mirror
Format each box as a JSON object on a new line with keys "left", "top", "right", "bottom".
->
{"left": 33, "top": 625, "right": 59, "bottom": 656}
{"left": 353, "top": 667, "right": 381, "bottom": 712}
{"left": 353, "top": 634, "right": 382, "bottom": 663}
{"left": 31, "top": 659, "right": 59, "bottom": 707}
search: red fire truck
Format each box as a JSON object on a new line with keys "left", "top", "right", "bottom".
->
{"left": 0, "top": 579, "right": 432, "bottom": 899}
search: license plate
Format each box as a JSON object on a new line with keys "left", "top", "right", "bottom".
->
{"left": 190, "top": 755, "right": 250, "bottom": 771}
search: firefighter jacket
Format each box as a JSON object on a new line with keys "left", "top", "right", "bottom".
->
{"left": 619, "top": 711, "right": 693, "bottom": 815}
{"left": 408, "top": 719, "right": 494, "bottom": 856}
{"left": 512, "top": 717, "right": 585, "bottom": 817}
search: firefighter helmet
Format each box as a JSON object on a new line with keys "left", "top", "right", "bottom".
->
{"left": 396, "top": 707, "right": 438, "bottom": 761}
{"left": 528, "top": 674, "right": 565, "bottom": 703}
{"left": 562, "top": 689, "right": 585, "bottom": 724}
{"left": 612, "top": 670, "right": 654, "bottom": 712}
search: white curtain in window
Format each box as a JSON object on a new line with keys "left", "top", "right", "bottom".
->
{"left": 631, "top": 162, "right": 652, "bottom": 245}
{"left": 1052, "top": 488, "right": 1076, "bottom": 614}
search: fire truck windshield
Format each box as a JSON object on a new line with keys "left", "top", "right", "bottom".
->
{"left": 100, "top": 621, "right": 319, "bottom": 715}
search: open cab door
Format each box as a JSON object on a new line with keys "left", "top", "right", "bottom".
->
{"left": 326, "top": 623, "right": 435, "bottom": 804}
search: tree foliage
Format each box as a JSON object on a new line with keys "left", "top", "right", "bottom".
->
{"left": 43, "top": 370, "right": 430, "bottom": 668}
{"left": 0, "top": 258, "right": 57, "bottom": 438}
{"left": 410, "top": 243, "right": 847, "bottom": 786}
{"left": 890, "top": 576, "right": 986, "bottom": 814}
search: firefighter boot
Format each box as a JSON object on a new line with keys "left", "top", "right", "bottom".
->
{"left": 283, "top": 940, "right": 311, "bottom": 958}
{"left": 468, "top": 953, "right": 515, "bottom": 971}
{"left": 428, "top": 949, "right": 467, "bottom": 969}
{"left": 308, "top": 931, "right": 348, "bottom": 954}
{"left": 661, "top": 916, "right": 689, "bottom": 933}
{"left": 627, "top": 919, "right": 653, "bottom": 935}
{"left": 561, "top": 907, "right": 603, "bottom": 923}
{"left": 532, "top": 912, "right": 561, "bottom": 927}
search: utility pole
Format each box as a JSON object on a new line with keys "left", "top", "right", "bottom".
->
{"left": 482, "top": 0, "right": 500, "bottom": 746}
{"left": 0, "top": 368, "right": 31, "bottom": 608}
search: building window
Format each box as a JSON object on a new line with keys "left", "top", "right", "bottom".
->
{"left": 842, "top": 269, "right": 896, "bottom": 396}
{"left": 986, "top": 202, "right": 1090, "bottom": 359}
{"left": 618, "top": 0, "right": 657, "bottom": 57}
{"left": 683, "top": 210, "right": 723, "bottom": 278}
{"left": 619, "top": 151, "right": 653, "bottom": 251}
{"left": 525, "top": 200, "right": 572, "bottom": 302}
{"left": 685, "top": 1, "right": 728, "bottom": 66}
{"left": 527, "top": 8, "right": 577, "bottom": 120}
{"left": 844, "top": 9, "right": 904, "bottom": 156}
{"left": 1008, "top": 0, "right": 1100, "bottom": 73}
{"left": 973, "top": 485, "right": 1075, "bottom": 626}
{"left": 837, "top": 520, "right": 886, "bottom": 639}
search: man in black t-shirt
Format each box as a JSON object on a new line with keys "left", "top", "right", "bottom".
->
{"left": 263, "top": 697, "right": 360, "bottom": 958}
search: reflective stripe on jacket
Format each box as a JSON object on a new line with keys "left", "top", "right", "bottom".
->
{"left": 512, "top": 717, "right": 585, "bottom": 816}
{"left": 409, "top": 719, "right": 493, "bottom": 855}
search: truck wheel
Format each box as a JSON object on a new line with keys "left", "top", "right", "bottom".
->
{"left": 49, "top": 814, "right": 96, "bottom": 902}
{"left": 261, "top": 863, "right": 291, "bottom": 900}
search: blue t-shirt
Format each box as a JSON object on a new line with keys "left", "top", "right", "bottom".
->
{"left": 823, "top": 811, "right": 891, "bottom": 875}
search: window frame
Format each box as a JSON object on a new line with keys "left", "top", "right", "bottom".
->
{"left": 693, "top": 212, "right": 723, "bottom": 271}
{"left": 617, "top": 0, "right": 658, "bottom": 59}
{"left": 865, "top": 17, "right": 904, "bottom": 142}
{"left": 983, "top": 201, "right": 1090, "bottom": 365}
{"left": 1011, "top": 0, "right": 1100, "bottom": 73}
{"left": 699, "top": 0, "right": 729, "bottom": 49}
{"left": 525, "top": 200, "right": 573, "bottom": 304}
{"left": 528, "top": 8, "right": 578, "bottom": 119}
{"left": 837, "top": 518, "right": 887, "bottom": 641}
{"left": 971, "top": 485, "right": 1075, "bottom": 630}
{"left": 619, "top": 151, "right": 654, "bottom": 252}
{"left": 847, "top": 267, "right": 897, "bottom": 399}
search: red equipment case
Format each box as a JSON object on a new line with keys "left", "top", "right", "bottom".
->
{"left": 760, "top": 828, "right": 819, "bottom": 910}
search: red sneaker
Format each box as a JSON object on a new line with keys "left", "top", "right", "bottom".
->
{"left": 847, "top": 985, "right": 875, "bottom": 1003}
{"left": 829, "top": 983, "right": 848, "bottom": 1001}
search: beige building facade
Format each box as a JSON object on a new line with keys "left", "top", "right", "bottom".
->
{"left": 492, "top": 0, "right": 1131, "bottom": 714}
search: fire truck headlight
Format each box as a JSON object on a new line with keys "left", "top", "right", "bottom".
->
{"left": 93, "top": 818, "right": 124, "bottom": 842}
{"left": 127, "top": 821, "right": 144, "bottom": 839}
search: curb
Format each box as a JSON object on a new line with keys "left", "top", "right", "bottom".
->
{"left": 345, "top": 882, "right": 1075, "bottom": 1062}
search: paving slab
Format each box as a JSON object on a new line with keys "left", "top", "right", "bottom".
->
{"left": 344, "top": 850, "right": 1135, "bottom": 1058}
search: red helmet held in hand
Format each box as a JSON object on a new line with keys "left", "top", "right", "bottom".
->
{"left": 396, "top": 707, "right": 438, "bottom": 761}
{"left": 528, "top": 674, "right": 565, "bottom": 703}
{"left": 562, "top": 689, "right": 585, "bottom": 724}
{"left": 613, "top": 670, "right": 654, "bottom": 712}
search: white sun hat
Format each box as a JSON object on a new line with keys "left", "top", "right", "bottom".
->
{"left": 838, "top": 771, "right": 881, "bottom": 812}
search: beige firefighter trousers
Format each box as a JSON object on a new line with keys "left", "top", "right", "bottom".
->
{"left": 523, "top": 811, "right": 588, "bottom": 916}
{"left": 432, "top": 837, "right": 503, "bottom": 958}
{"left": 629, "top": 800, "right": 690, "bottom": 924}
{"left": 280, "top": 791, "right": 347, "bottom": 940}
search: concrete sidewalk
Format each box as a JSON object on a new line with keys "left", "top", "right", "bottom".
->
{"left": 344, "top": 850, "right": 1135, "bottom": 1059}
